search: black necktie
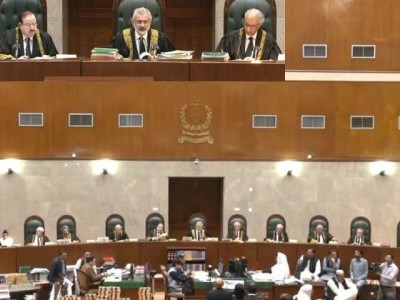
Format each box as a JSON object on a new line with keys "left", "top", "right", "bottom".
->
{"left": 139, "top": 37, "right": 146, "bottom": 54}
{"left": 245, "top": 37, "right": 254, "bottom": 57}
{"left": 197, "top": 230, "right": 201, "bottom": 241}
{"left": 25, "top": 38, "right": 32, "bottom": 57}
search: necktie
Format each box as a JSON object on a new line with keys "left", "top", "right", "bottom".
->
{"left": 245, "top": 37, "right": 254, "bottom": 57}
{"left": 37, "top": 237, "right": 40, "bottom": 246}
{"left": 197, "top": 230, "right": 201, "bottom": 241}
{"left": 139, "top": 37, "right": 146, "bottom": 54}
{"left": 25, "top": 38, "right": 32, "bottom": 57}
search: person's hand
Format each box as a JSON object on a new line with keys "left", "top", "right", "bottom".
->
{"left": 17, "top": 55, "right": 29, "bottom": 60}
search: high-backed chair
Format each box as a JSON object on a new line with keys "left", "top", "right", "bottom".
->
{"left": 0, "top": 0, "right": 47, "bottom": 35}
{"left": 309, "top": 215, "right": 329, "bottom": 234}
{"left": 112, "top": 0, "right": 165, "bottom": 35}
{"left": 57, "top": 215, "right": 77, "bottom": 239}
{"left": 224, "top": 0, "right": 277, "bottom": 38}
{"left": 145, "top": 213, "right": 164, "bottom": 237}
{"left": 227, "top": 214, "right": 247, "bottom": 236}
{"left": 397, "top": 222, "right": 400, "bottom": 248}
{"left": 24, "top": 215, "right": 44, "bottom": 244}
{"left": 187, "top": 213, "right": 207, "bottom": 233}
{"left": 266, "top": 214, "right": 286, "bottom": 238}
{"left": 350, "top": 217, "right": 371, "bottom": 243}
{"left": 105, "top": 214, "right": 125, "bottom": 238}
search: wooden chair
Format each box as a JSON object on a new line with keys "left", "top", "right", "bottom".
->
{"left": 160, "top": 265, "right": 185, "bottom": 300}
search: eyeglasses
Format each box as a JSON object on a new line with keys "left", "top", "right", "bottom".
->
{"left": 134, "top": 20, "right": 150, "bottom": 25}
{"left": 22, "top": 23, "right": 37, "bottom": 28}
{"left": 244, "top": 23, "right": 258, "bottom": 29}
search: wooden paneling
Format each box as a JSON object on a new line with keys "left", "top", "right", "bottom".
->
{"left": 168, "top": 177, "right": 223, "bottom": 239}
{"left": 286, "top": 0, "right": 400, "bottom": 71}
{"left": 68, "top": 0, "right": 114, "bottom": 57}
{"left": 1, "top": 81, "right": 400, "bottom": 160}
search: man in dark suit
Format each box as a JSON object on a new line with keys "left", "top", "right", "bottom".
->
{"left": 347, "top": 228, "right": 371, "bottom": 245}
{"left": 108, "top": 224, "right": 129, "bottom": 242}
{"left": 48, "top": 252, "right": 72, "bottom": 298}
{"left": 307, "top": 224, "right": 336, "bottom": 244}
{"left": 264, "top": 223, "right": 289, "bottom": 242}
{"left": 206, "top": 277, "right": 232, "bottom": 300}
{"left": 244, "top": 280, "right": 258, "bottom": 300}
{"left": 227, "top": 221, "right": 248, "bottom": 242}
{"left": 148, "top": 222, "right": 168, "bottom": 241}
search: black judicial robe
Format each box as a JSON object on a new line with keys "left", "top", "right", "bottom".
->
{"left": 0, "top": 28, "right": 58, "bottom": 58}
{"left": 110, "top": 26, "right": 175, "bottom": 59}
{"left": 216, "top": 28, "right": 281, "bottom": 60}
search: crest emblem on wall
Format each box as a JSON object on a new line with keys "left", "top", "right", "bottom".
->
{"left": 178, "top": 100, "right": 213, "bottom": 144}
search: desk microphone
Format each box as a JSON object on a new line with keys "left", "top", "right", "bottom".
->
{"left": 12, "top": 44, "right": 20, "bottom": 58}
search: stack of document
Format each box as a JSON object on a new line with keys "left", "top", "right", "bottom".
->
{"left": 201, "top": 52, "right": 229, "bottom": 61}
{"left": 90, "top": 48, "right": 120, "bottom": 60}
{"left": 0, "top": 284, "right": 9, "bottom": 299}
{"left": 158, "top": 50, "right": 194, "bottom": 60}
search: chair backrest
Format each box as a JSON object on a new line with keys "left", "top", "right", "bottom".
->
{"left": 397, "top": 222, "right": 400, "bottom": 248}
{"left": 350, "top": 216, "right": 371, "bottom": 241}
{"left": 187, "top": 213, "right": 207, "bottom": 233}
{"left": 266, "top": 214, "right": 286, "bottom": 237}
{"left": 227, "top": 214, "right": 247, "bottom": 235}
{"left": 76, "top": 269, "right": 90, "bottom": 294}
{"left": 0, "top": 0, "right": 47, "bottom": 35}
{"left": 57, "top": 215, "right": 77, "bottom": 239}
{"left": 145, "top": 213, "right": 165, "bottom": 237}
{"left": 224, "top": 0, "right": 276, "bottom": 38}
{"left": 112, "top": 0, "right": 165, "bottom": 35}
{"left": 309, "top": 215, "right": 329, "bottom": 234}
{"left": 105, "top": 214, "right": 125, "bottom": 238}
{"left": 24, "top": 215, "right": 44, "bottom": 244}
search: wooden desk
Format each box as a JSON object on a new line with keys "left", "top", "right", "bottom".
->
{"left": 189, "top": 61, "right": 285, "bottom": 81}
{"left": 81, "top": 60, "right": 190, "bottom": 81}
{"left": 0, "top": 60, "right": 81, "bottom": 81}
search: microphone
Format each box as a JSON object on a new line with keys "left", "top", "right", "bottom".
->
{"left": 11, "top": 44, "right": 20, "bottom": 58}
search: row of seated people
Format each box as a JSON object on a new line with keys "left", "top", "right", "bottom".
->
{"left": 0, "top": 8, "right": 281, "bottom": 61}
{"left": 0, "top": 222, "right": 372, "bottom": 247}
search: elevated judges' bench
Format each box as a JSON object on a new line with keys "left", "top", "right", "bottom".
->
{"left": 0, "top": 60, "right": 285, "bottom": 81}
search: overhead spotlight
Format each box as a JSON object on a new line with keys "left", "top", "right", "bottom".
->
{"left": 7, "top": 168, "right": 13, "bottom": 175}
{"left": 193, "top": 158, "right": 199, "bottom": 165}
{"left": 102, "top": 169, "right": 108, "bottom": 175}
{"left": 287, "top": 170, "right": 293, "bottom": 176}
{"left": 379, "top": 170, "right": 385, "bottom": 176}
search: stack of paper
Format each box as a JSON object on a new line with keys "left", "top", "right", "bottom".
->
{"left": 90, "top": 48, "right": 120, "bottom": 61}
{"left": 201, "top": 52, "right": 229, "bottom": 61}
{"left": 158, "top": 50, "right": 194, "bottom": 60}
{"left": 0, "top": 284, "right": 9, "bottom": 299}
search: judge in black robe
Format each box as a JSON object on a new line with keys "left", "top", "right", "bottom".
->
{"left": 215, "top": 8, "right": 281, "bottom": 60}
{"left": 0, "top": 13, "right": 58, "bottom": 58}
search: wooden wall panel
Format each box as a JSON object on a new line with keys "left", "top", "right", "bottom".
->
{"left": 1, "top": 82, "right": 400, "bottom": 160}
{"left": 286, "top": 0, "right": 400, "bottom": 71}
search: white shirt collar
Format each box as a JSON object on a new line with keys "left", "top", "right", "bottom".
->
{"left": 135, "top": 31, "right": 148, "bottom": 41}
{"left": 246, "top": 32, "right": 257, "bottom": 41}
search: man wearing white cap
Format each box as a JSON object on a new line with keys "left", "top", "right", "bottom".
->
{"left": 26, "top": 226, "right": 50, "bottom": 246}
{"left": 326, "top": 269, "right": 357, "bottom": 300}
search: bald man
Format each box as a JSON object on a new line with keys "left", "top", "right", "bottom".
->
{"left": 206, "top": 278, "right": 232, "bottom": 300}
{"left": 108, "top": 224, "right": 129, "bottom": 242}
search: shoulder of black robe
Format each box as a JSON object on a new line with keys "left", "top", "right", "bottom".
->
{"left": 0, "top": 29, "right": 17, "bottom": 55}
{"left": 39, "top": 30, "right": 58, "bottom": 56}
{"left": 260, "top": 31, "right": 281, "bottom": 60}
{"left": 215, "top": 29, "right": 241, "bottom": 60}
{"left": 156, "top": 31, "right": 176, "bottom": 53}
{"left": 112, "top": 28, "right": 131, "bottom": 58}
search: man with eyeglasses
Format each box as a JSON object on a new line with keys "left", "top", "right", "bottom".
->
{"left": 111, "top": 7, "right": 175, "bottom": 59}
{"left": 216, "top": 8, "right": 281, "bottom": 60}
{"left": 0, "top": 10, "right": 58, "bottom": 59}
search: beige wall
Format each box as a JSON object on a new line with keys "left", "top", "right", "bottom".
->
{"left": 1, "top": 160, "right": 397, "bottom": 246}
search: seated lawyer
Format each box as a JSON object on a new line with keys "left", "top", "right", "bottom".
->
{"left": 215, "top": 8, "right": 281, "bottom": 61}
{"left": 0, "top": 11, "right": 58, "bottom": 59}
{"left": 227, "top": 221, "right": 248, "bottom": 242}
{"left": 80, "top": 256, "right": 108, "bottom": 289}
{"left": 307, "top": 224, "right": 336, "bottom": 244}
{"left": 347, "top": 228, "right": 371, "bottom": 245}
{"left": 264, "top": 223, "right": 289, "bottom": 242}
{"left": 110, "top": 7, "right": 175, "bottom": 59}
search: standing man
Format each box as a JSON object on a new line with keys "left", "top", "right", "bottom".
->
{"left": 216, "top": 8, "right": 281, "bottom": 60}
{"left": 265, "top": 223, "right": 289, "bottom": 242}
{"left": 74, "top": 250, "right": 92, "bottom": 295}
{"left": 349, "top": 249, "right": 368, "bottom": 290}
{"left": 112, "top": 7, "right": 175, "bottom": 59}
{"left": 206, "top": 277, "right": 232, "bottom": 300}
{"left": 48, "top": 252, "right": 73, "bottom": 298}
{"left": 108, "top": 224, "right": 129, "bottom": 242}
{"left": 0, "top": 11, "right": 58, "bottom": 58}
{"left": 326, "top": 270, "right": 357, "bottom": 300}
{"left": 376, "top": 254, "right": 399, "bottom": 300}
